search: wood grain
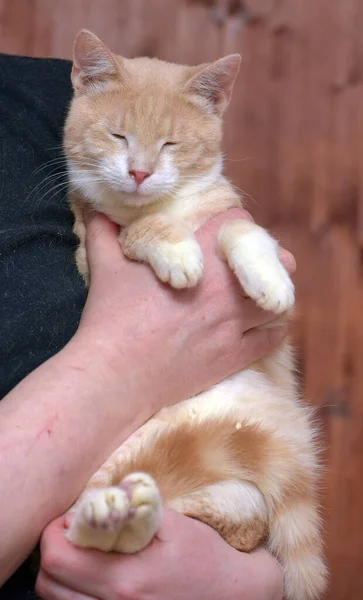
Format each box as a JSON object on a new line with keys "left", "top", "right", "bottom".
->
{"left": 1, "top": 1, "right": 363, "bottom": 598}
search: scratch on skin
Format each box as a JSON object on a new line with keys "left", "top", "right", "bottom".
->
{"left": 31, "top": 414, "right": 60, "bottom": 448}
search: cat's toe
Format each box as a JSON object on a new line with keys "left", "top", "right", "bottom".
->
{"left": 120, "top": 472, "right": 162, "bottom": 520}
{"left": 82, "top": 487, "right": 130, "bottom": 531}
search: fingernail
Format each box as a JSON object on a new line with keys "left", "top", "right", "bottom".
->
{"left": 279, "top": 250, "right": 296, "bottom": 274}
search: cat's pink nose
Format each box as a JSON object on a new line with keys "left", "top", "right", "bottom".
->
{"left": 129, "top": 170, "right": 151, "bottom": 186}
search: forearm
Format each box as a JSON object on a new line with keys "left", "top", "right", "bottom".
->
{"left": 0, "top": 335, "right": 151, "bottom": 583}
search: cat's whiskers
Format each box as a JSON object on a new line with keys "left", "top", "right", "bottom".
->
{"left": 21, "top": 172, "right": 69, "bottom": 210}
{"left": 32, "top": 154, "right": 97, "bottom": 172}
{"left": 230, "top": 183, "right": 257, "bottom": 207}
{"left": 220, "top": 150, "right": 256, "bottom": 164}
{"left": 30, "top": 160, "right": 104, "bottom": 197}
{"left": 30, "top": 159, "right": 97, "bottom": 194}
{"left": 31, "top": 157, "right": 68, "bottom": 177}
{"left": 32, "top": 176, "right": 108, "bottom": 212}
{"left": 224, "top": 156, "right": 256, "bottom": 163}
{"left": 33, "top": 180, "right": 72, "bottom": 212}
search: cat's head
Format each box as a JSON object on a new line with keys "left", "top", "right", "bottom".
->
{"left": 64, "top": 30, "right": 240, "bottom": 207}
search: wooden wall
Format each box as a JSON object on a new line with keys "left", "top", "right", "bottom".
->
{"left": 1, "top": 1, "right": 363, "bottom": 598}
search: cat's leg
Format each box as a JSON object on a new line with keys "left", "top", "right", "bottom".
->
{"left": 67, "top": 473, "right": 162, "bottom": 553}
{"left": 170, "top": 479, "right": 269, "bottom": 552}
{"left": 218, "top": 220, "right": 295, "bottom": 314}
{"left": 69, "top": 193, "right": 89, "bottom": 284}
{"left": 119, "top": 215, "right": 204, "bottom": 288}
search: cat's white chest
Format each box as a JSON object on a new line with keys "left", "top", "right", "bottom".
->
{"left": 97, "top": 188, "right": 203, "bottom": 229}
{"left": 94, "top": 190, "right": 145, "bottom": 227}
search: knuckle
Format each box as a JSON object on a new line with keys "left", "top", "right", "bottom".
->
{"left": 227, "top": 207, "right": 254, "bottom": 222}
{"left": 35, "top": 572, "right": 48, "bottom": 598}
{"left": 200, "top": 208, "right": 250, "bottom": 239}
{"left": 218, "top": 207, "right": 253, "bottom": 223}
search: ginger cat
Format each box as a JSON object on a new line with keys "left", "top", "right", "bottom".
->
{"left": 63, "top": 30, "right": 327, "bottom": 600}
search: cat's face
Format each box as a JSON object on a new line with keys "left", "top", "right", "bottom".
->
{"left": 65, "top": 31, "right": 240, "bottom": 207}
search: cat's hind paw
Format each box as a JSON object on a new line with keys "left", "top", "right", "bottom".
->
{"left": 114, "top": 472, "right": 162, "bottom": 553}
{"left": 67, "top": 473, "right": 162, "bottom": 554}
{"left": 66, "top": 486, "right": 131, "bottom": 551}
{"left": 80, "top": 487, "right": 130, "bottom": 531}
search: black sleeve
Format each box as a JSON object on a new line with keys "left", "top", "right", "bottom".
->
{"left": 0, "top": 53, "right": 87, "bottom": 401}
{"left": 0, "top": 53, "right": 86, "bottom": 597}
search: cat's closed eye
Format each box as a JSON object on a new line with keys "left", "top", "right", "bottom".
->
{"left": 162, "top": 141, "right": 178, "bottom": 148}
{"left": 112, "top": 133, "right": 127, "bottom": 141}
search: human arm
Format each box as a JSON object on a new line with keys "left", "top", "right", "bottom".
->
{"left": 0, "top": 209, "right": 294, "bottom": 584}
{"left": 37, "top": 509, "right": 283, "bottom": 600}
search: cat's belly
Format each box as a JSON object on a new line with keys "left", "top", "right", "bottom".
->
{"left": 82, "top": 342, "right": 302, "bottom": 502}
{"left": 161, "top": 366, "right": 297, "bottom": 429}
{"left": 86, "top": 362, "right": 297, "bottom": 492}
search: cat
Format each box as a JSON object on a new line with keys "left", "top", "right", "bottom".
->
{"left": 62, "top": 29, "right": 327, "bottom": 600}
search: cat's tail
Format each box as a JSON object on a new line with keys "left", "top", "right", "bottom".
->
{"left": 267, "top": 485, "right": 328, "bottom": 600}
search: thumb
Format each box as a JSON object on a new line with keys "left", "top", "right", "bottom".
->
{"left": 239, "top": 325, "right": 289, "bottom": 367}
{"left": 84, "top": 210, "right": 124, "bottom": 272}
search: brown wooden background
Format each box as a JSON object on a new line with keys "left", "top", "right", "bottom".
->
{"left": 1, "top": 0, "right": 362, "bottom": 598}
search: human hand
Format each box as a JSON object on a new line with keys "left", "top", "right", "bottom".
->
{"left": 74, "top": 208, "right": 295, "bottom": 413}
{"left": 36, "top": 509, "right": 283, "bottom": 600}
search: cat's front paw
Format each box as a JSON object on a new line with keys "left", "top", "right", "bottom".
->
{"left": 240, "top": 258, "right": 295, "bottom": 314}
{"left": 219, "top": 220, "right": 295, "bottom": 314}
{"left": 150, "top": 239, "right": 204, "bottom": 289}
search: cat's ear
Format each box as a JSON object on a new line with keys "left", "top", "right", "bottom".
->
{"left": 72, "top": 30, "right": 123, "bottom": 95}
{"left": 185, "top": 54, "right": 241, "bottom": 115}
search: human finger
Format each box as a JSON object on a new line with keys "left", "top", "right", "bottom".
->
{"left": 84, "top": 210, "right": 124, "bottom": 272}
{"left": 39, "top": 517, "right": 129, "bottom": 597}
{"left": 36, "top": 569, "right": 96, "bottom": 600}
{"left": 238, "top": 325, "right": 289, "bottom": 366}
{"left": 278, "top": 248, "right": 296, "bottom": 274}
